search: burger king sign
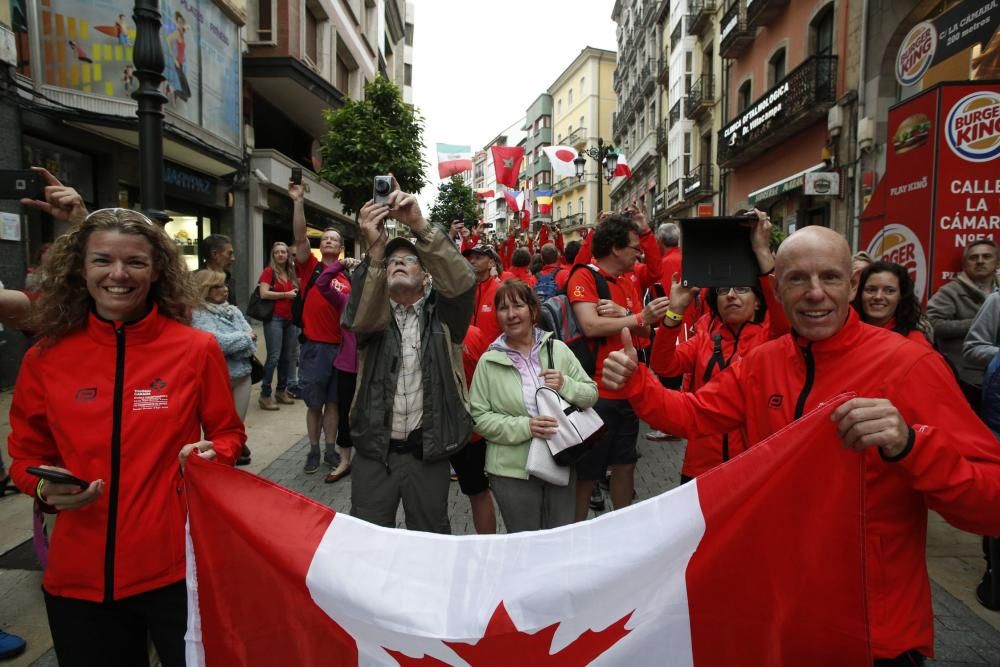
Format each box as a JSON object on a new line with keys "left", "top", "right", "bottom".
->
{"left": 866, "top": 224, "right": 928, "bottom": 302}
{"left": 945, "top": 91, "right": 1000, "bottom": 162}
{"left": 895, "top": 22, "right": 937, "bottom": 87}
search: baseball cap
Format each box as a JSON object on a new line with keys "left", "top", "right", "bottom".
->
{"left": 384, "top": 236, "right": 419, "bottom": 259}
{"left": 462, "top": 244, "right": 496, "bottom": 258}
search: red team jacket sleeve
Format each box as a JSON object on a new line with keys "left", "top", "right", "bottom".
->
{"left": 649, "top": 324, "right": 699, "bottom": 378}
{"left": 637, "top": 231, "right": 661, "bottom": 289}
{"left": 197, "top": 341, "right": 247, "bottom": 465}
{"left": 889, "top": 352, "right": 1000, "bottom": 535}
{"left": 7, "top": 349, "right": 58, "bottom": 496}
{"left": 575, "top": 233, "right": 593, "bottom": 266}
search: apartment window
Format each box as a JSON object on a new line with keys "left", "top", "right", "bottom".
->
{"left": 737, "top": 80, "right": 752, "bottom": 112}
{"left": 404, "top": 64, "right": 412, "bottom": 86}
{"left": 305, "top": 6, "right": 319, "bottom": 65}
{"left": 578, "top": 196, "right": 584, "bottom": 217}
{"left": 537, "top": 171, "right": 551, "bottom": 185}
{"left": 768, "top": 48, "right": 786, "bottom": 87}
{"left": 579, "top": 115, "right": 584, "bottom": 131}
{"left": 638, "top": 111, "right": 645, "bottom": 137}
{"left": 684, "top": 51, "right": 693, "bottom": 95}
{"left": 580, "top": 76, "right": 585, "bottom": 91}
{"left": 683, "top": 131, "right": 691, "bottom": 174}
{"left": 813, "top": 6, "right": 835, "bottom": 55}
{"left": 568, "top": 89, "right": 573, "bottom": 105}
{"left": 405, "top": 22, "right": 414, "bottom": 46}
{"left": 557, "top": 99, "right": 562, "bottom": 114}
{"left": 255, "top": 0, "right": 273, "bottom": 41}
{"left": 567, "top": 202, "right": 573, "bottom": 216}
{"left": 556, "top": 206, "right": 562, "bottom": 219}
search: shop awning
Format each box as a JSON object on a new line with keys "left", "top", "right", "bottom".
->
{"left": 746, "top": 163, "right": 826, "bottom": 206}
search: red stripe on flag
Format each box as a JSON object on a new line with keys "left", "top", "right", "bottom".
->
{"left": 686, "top": 393, "right": 871, "bottom": 665}
{"left": 186, "top": 456, "right": 358, "bottom": 664}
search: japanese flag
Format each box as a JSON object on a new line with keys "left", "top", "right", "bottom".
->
{"left": 543, "top": 145, "right": 581, "bottom": 178}
{"left": 185, "top": 394, "right": 869, "bottom": 666}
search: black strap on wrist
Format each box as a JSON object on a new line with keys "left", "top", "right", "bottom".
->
{"left": 880, "top": 426, "right": 916, "bottom": 463}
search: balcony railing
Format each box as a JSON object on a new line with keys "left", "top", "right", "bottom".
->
{"left": 657, "top": 55, "right": 670, "bottom": 84}
{"left": 747, "top": 0, "right": 789, "bottom": 28}
{"left": 669, "top": 99, "right": 682, "bottom": 127}
{"left": 683, "top": 164, "right": 714, "bottom": 201}
{"left": 718, "top": 55, "right": 838, "bottom": 168}
{"left": 688, "top": 0, "right": 717, "bottom": 36}
{"left": 656, "top": 123, "right": 669, "bottom": 153}
{"left": 641, "top": 60, "right": 655, "bottom": 95}
{"left": 667, "top": 178, "right": 682, "bottom": 205}
{"left": 567, "top": 127, "right": 588, "bottom": 148}
{"left": 685, "top": 74, "right": 714, "bottom": 120}
{"left": 720, "top": 1, "right": 754, "bottom": 59}
{"left": 671, "top": 16, "right": 687, "bottom": 51}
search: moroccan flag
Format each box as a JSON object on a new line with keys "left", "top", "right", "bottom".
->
{"left": 491, "top": 145, "right": 524, "bottom": 188}
{"left": 536, "top": 190, "right": 553, "bottom": 215}
{"left": 612, "top": 152, "right": 633, "bottom": 179}
{"left": 436, "top": 143, "right": 473, "bottom": 180}
{"left": 185, "top": 394, "right": 869, "bottom": 666}
{"left": 542, "top": 145, "right": 581, "bottom": 178}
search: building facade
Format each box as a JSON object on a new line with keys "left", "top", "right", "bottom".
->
{"left": 522, "top": 93, "right": 553, "bottom": 231}
{"left": 549, "top": 46, "right": 617, "bottom": 239}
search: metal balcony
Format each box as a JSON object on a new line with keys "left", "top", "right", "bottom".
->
{"left": 657, "top": 54, "right": 670, "bottom": 85}
{"left": 641, "top": 60, "right": 655, "bottom": 95}
{"left": 656, "top": 123, "right": 669, "bottom": 154}
{"left": 567, "top": 127, "right": 588, "bottom": 149}
{"left": 718, "top": 55, "right": 837, "bottom": 168}
{"left": 688, "top": 0, "right": 717, "bottom": 36}
{"left": 685, "top": 74, "right": 715, "bottom": 120}
{"left": 666, "top": 178, "right": 683, "bottom": 207}
{"left": 683, "top": 164, "right": 714, "bottom": 201}
{"left": 747, "top": 0, "right": 789, "bottom": 28}
{"left": 720, "top": 1, "right": 754, "bottom": 59}
{"left": 669, "top": 99, "right": 682, "bottom": 127}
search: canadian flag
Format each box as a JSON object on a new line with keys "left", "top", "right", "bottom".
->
{"left": 185, "top": 394, "right": 869, "bottom": 666}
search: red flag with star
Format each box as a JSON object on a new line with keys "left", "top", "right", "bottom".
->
{"left": 490, "top": 145, "right": 524, "bottom": 188}
{"left": 183, "top": 394, "right": 869, "bottom": 666}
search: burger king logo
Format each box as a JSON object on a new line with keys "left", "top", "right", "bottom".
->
{"left": 945, "top": 91, "right": 1000, "bottom": 163}
{"left": 895, "top": 22, "right": 937, "bottom": 87}
{"left": 866, "top": 224, "right": 928, "bottom": 302}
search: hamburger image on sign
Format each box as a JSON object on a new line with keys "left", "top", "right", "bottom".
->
{"left": 893, "top": 113, "right": 932, "bottom": 154}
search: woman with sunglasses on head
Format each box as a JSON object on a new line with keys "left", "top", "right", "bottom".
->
{"left": 192, "top": 269, "right": 258, "bottom": 426}
{"left": 7, "top": 208, "right": 245, "bottom": 667}
{"left": 649, "top": 212, "right": 787, "bottom": 483}
{"left": 852, "top": 261, "right": 932, "bottom": 347}
{"left": 257, "top": 241, "right": 300, "bottom": 410}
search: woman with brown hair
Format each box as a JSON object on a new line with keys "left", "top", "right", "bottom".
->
{"left": 256, "top": 241, "right": 300, "bottom": 409}
{"left": 7, "top": 208, "right": 245, "bottom": 666}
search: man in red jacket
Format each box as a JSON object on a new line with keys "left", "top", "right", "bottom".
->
{"left": 603, "top": 225, "right": 1000, "bottom": 665}
{"left": 463, "top": 245, "right": 502, "bottom": 344}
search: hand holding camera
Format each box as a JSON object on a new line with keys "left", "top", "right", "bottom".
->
{"left": 377, "top": 174, "right": 427, "bottom": 233}
{"left": 667, "top": 272, "right": 699, "bottom": 321}
{"left": 17, "top": 167, "right": 89, "bottom": 226}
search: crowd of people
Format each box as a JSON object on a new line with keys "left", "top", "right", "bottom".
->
{"left": 2, "top": 167, "right": 1000, "bottom": 666}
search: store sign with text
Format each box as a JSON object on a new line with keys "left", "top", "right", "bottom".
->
{"left": 861, "top": 82, "right": 1000, "bottom": 302}
{"left": 896, "top": 0, "right": 1000, "bottom": 88}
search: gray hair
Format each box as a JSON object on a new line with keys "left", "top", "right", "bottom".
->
{"left": 656, "top": 222, "right": 680, "bottom": 248}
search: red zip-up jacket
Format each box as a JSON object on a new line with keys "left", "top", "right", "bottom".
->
{"left": 650, "top": 275, "right": 789, "bottom": 478}
{"left": 8, "top": 307, "right": 246, "bottom": 603}
{"left": 473, "top": 276, "right": 502, "bottom": 344}
{"left": 624, "top": 309, "right": 1000, "bottom": 658}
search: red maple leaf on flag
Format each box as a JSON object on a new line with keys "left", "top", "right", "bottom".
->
{"left": 383, "top": 601, "right": 633, "bottom": 666}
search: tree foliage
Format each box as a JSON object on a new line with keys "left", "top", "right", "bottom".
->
{"left": 319, "top": 76, "right": 427, "bottom": 216}
{"left": 428, "top": 175, "right": 480, "bottom": 228}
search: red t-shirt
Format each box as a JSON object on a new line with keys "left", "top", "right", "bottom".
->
{"left": 296, "top": 255, "right": 342, "bottom": 344}
{"left": 567, "top": 265, "right": 641, "bottom": 400}
{"left": 258, "top": 267, "right": 296, "bottom": 320}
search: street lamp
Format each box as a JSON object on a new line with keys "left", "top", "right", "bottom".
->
{"left": 573, "top": 137, "right": 619, "bottom": 221}
{"left": 132, "top": 0, "right": 168, "bottom": 223}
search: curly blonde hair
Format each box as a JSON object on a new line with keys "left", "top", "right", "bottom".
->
{"left": 27, "top": 208, "right": 197, "bottom": 342}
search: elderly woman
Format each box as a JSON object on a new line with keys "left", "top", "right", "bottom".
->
{"left": 7, "top": 208, "right": 245, "bottom": 667}
{"left": 192, "top": 269, "right": 257, "bottom": 422}
{"left": 470, "top": 280, "right": 597, "bottom": 532}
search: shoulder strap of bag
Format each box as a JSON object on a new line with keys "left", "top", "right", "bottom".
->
{"left": 302, "top": 263, "right": 323, "bottom": 297}
{"left": 545, "top": 336, "right": 555, "bottom": 371}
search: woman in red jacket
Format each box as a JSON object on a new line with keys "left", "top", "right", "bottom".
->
{"left": 7, "top": 208, "right": 245, "bottom": 667}
{"left": 852, "top": 260, "right": 933, "bottom": 347}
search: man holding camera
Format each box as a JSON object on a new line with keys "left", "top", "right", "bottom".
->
{"left": 343, "top": 181, "right": 476, "bottom": 532}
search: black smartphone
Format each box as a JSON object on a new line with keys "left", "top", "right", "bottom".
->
{"left": 0, "top": 170, "right": 44, "bottom": 201}
{"left": 290, "top": 167, "right": 303, "bottom": 185}
{"left": 26, "top": 466, "right": 90, "bottom": 489}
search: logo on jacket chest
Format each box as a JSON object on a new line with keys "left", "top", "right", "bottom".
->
{"left": 133, "top": 377, "right": 170, "bottom": 412}
{"left": 767, "top": 394, "right": 784, "bottom": 409}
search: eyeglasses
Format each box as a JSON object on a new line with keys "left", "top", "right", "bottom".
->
{"left": 85, "top": 208, "right": 155, "bottom": 226}
{"left": 385, "top": 255, "right": 420, "bottom": 268}
{"left": 715, "top": 286, "right": 753, "bottom": 296}
{"left": 625, "top": 244, "right": 642, "bottom": 252}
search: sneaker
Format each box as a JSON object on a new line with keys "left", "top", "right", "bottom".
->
{"left": 645, "top": 430, "right": 678, "bottom": 442}
{"left": 323, "top": 450, "right": 341, "bottom": 468}
{"left": 304, "top": 451, "right": 321, "bottom": 474}
{"left": 285, "top": 386, "right": 302, "bottom": 400}
{"left": 0, "top": 630, "right": 26, "bottom": 659}
{"left": 589, "top": 483, "right": 605, "bottom": 511}
{"left": 236, "top": 444, "right": 252, "bottom": 467}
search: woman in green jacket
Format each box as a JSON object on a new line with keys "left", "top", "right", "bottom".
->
{"left": 470, "top": 280, "right": 598, "bottom": 531}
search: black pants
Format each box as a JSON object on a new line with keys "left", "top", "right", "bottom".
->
{"left": 337, "top": 370, "right": 357, "bottom": 448}
{"left": 873, "top": 650, "right": 925, "bottom": 666}
{"left": 44, "top": 580, "right": 187, "bottom": 667}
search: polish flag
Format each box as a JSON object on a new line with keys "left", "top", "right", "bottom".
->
{"left": 612, "top": 152, "right": 633, "bottom": 180}
{"left": 185, "top": 394, "right": 869, "bottom": 666}
{"left": 542, "top": 145, "right": 581, "bottom": 178}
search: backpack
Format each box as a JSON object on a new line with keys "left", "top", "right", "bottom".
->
{"left": 534, "top": 267, "right": 563, "bottom": 301}
{"left": 539, "top": 264, "right": 612, "bottom": 376}
{"left": 291, "top": 263, "right": 324, "bottom": 329}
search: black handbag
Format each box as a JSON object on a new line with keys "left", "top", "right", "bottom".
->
{"left": 246, "top": 271, "right": 276, "bottom": 322}
{"left": 250, "top": 356, "right": 264, "bottom": 384}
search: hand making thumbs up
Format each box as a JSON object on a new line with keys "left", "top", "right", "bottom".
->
{"left": 602, "top": 328, "right": 639, "bottom": 391}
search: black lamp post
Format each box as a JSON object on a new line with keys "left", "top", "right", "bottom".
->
{"left": 132, "top": 0, "right": 168, "bottom": 223}
{"left": 573, "top": 137, "right": 619, "bottom": 220}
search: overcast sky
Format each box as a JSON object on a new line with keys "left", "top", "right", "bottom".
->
{"left": 410, "top": 0, "right": 618, "bottom": 210}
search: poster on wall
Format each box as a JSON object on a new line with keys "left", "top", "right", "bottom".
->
{"left": 36, "top": 0, "right": 239, "bottom": 146}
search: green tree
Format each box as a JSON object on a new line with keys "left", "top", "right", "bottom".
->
{"left": 319, "top": 76, "right": 427, "bottom": 217}
{"left": 428, "top": 175, "right": 480, "bottom": 228}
